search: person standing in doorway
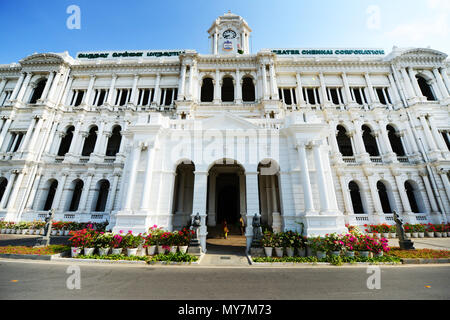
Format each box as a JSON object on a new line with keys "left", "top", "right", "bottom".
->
{"left": 239, "top": 216, "right": 245, "bottom": 235}
{"left": 223, "top": 220, "right": 229, "bottom": 239}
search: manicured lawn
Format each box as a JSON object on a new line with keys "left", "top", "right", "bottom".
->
{"left": 387, "top": 247, "right": 450, "bottom": 259}
{"left": 0, "top": 245, "right": 70, "bottom": 255}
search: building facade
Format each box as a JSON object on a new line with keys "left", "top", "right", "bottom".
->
{"left": 0, "top": 12, "right": 449, "bottom": 251}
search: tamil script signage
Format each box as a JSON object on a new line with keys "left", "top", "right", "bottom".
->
{"left": 271, "top": 48, "right": 385, "bottom": 56}
{"left": 77, "top": 50, "right": 186, "bottom": 60}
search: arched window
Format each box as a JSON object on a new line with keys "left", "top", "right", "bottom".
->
{"left": 387, "top": 125, "right": 405, "bottom": 156}
{"left": 81, "top": 126, "right": 98, "bottom": 156}
{"left": 0, "top": 177, "right": 8, "bottom": 204}
{"left": 405, "top": 181, "right": 421, "bottom": 213}
{"left": 43, "top": 180, "right": 58, "bottom": 211}
{"left": 349, "top": 181, "right": 365, "bottom": 214}
{"left": 416, "top": 75, "right": 437, "bottom": 101}
{"left": 336, "top": 125, "right": 354, "bottom": 156}
{"left": 242, "top": 77, "right": 255, "bottom": 102}
{"left": 68, "top": 179, "right": 84, "bottom": 212}
{"left": 93, "top": 179, "right": 110, "bottom": 212}
{"left": 57, "top": 126, "right": 75, "bottom": 156}
{"left": 221, "top": 77, "right": 234, "bottom": 102}
{"left": 200, "top": 77, "right": 214, "bottom": 102}
{"left": 362, "top": 125, "right": 380, "bottom": 156}
{"left": 377, "top": 181, "right": 392, "bottom": 213}
{"left": 29, "top": 79, "right": 47, "bottom": 104}
{"left": 105, "top": 126, "right": 122, "bottom": 156}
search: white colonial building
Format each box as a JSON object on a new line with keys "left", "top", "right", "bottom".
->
{"left": 0, "top": 12, "right": 449, "bottom": 251}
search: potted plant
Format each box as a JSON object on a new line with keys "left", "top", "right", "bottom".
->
{"left": 325, "top": 233, "right": 343, "bottom": 256}
{"left": 273, "top": 233, "right": 283, "bottom": 257}
{"left": 110, "top": 233, "right": 124, "bottom": 255}
{"left": 355, "top": 235, "right": 371, "bottom": 258}
{"left": 261, "top": 231, "right": 274, "bottom": 257}
{"left": 424, "top": 223, "right": 435, "bottom": 237}
{"left": 308, "top": 236, "right": 327, "bottom": 259}
{"left": 96, "top": 232, "right": 113, "bottom": 256}
{"left": 434, "top": 224, "right": 444, "bottom": 237}
{"left": 122, "top": 231, "right": 143, "bottom": 256}
{"left": 415, "top": 224, "right": 425, "bottom": 238}
{"left": 341, "top": 233, "right": 357, "bottom": 257}
{"left": 68, "top": 229, "right": 94, "bottom": 257}
{"left": 178, "top": 228, "right": 193, "bottom": 254}
{"left": 0, "top": 221, "right": 5, "bottom": 234}
{"left": 404, "top": 223, "right": 413, "bottom": 238}
{"left": 144, "top": 234, "right": 157, "bottom": 255}
{"left": 158, "top": 231, "right": 172, "bottom": 254}
{"left": 379, "top": 223, "right": 390, "bottom": 239}
{"left": 294, "top": 234, "right": 306, "bottom": 257}
{"left": 281, "top": 231, "right": 296, "bottom": 257}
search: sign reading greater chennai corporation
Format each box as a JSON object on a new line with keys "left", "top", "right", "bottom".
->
{"left": 76, "top": 50, "right": 186, "bottom": 60}
{"left": 271, "top": 48, "right": 386, "bottom": 56}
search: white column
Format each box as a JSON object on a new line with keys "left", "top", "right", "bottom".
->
{"left": 92, "top": 121, "right": 106, "bottom": 155}
{"left": 6, "top": 170, "right": 25, "bottom": 211}
{"left": 53, "top": 173, "right": 68, "bottom": 211}
{"left": 0, "top": 117, "right": 13, "bottom": 150}
{"left": 428, "top": 116, "right": 448, "bottom": 151}
{"left": 245, "top": 170, "right": 260, "bottom": 234}
{"left": 10, "top": 73, "right": 25, "bottom": 101}
{"left": 341, "top": 72, "right": 353, "bottom": 104}
{"left": 318, "top": 72, "right": 329, "bottom": 106}
{"left": 0, "top": 78, "right": 8, "bottom": 98}
{"left": 419, "top": 116, "right": 439, "bottom": 152}
{"left": 47, "top": 71, "right": 62, "bottom": 103}
{"left": 440, "top": 67, "right": 450, "bottom": 93}
{"left": 235, "top": 69, "right": 242, "bottom": 103}
{"left": 18, "top": 117, "right": 38, "bottom": 153}
{"left": 368, "top": 175, "right": 384, "bottom": 215}
{"left": 177, "top": 64, "right": 187, "bottom": 100}
{"left": 239, "top": 171, "right": 246, "bottom": 217}
{"left": 62, "top": 76, "right": 74, "bottom": 105}
{"left": 338, "top": 175, "right": 353, "bottom": 214}
{"left": 269, "top": 63, "right": 278, "bottom": 99}
{"left": 296, "top": 142, "right": 316, "bottom": 214}
{"left": 439, "top": 171, "right": 450, "bottom": 204}
{"left": 25, "top": 116, "right": 44, "bottom": 153}
{"left": 432, "top": 68, "right": 449, "bottom": 99}
{"left": 140, "top": 144, "right": 155, "bottom": 210}
{"left": 0, "top": 172, "right": 17, "bottom": 209}
{"left": 421, "top": 172, "right": 439, "bottom": 213}
{"left": 408, "top": 67, "right": 423, "bottom": 98}
{"left": 207, "top": 171, "right": 216, "bottom": 226}
{"left": 295, "top": 73, "right": 305, "bottom": 105}
{"left": 16, "top": 72, "right": 32, "bottom": 102}
{"left": 400, "top": 68, "right": 415, "bottom": 99}
{"left": 393, "top": 174, "right": 412, "bottom": 214}
{"left": 83, "top": 75, "right": 96, "bottom": 105}
{"left": 26, "top": 171, "right": 42, "bottom": 210}
{"left": 261, "top": 64, "right": 269, "bottom": 100}
{"left": 192, "top": 170, "right": 208, "bottom": 251}
{"left": 364, "top": 72, "right": 377, "bottom": 104}
{"left": 106, "top": 74, "right": 117, "bottom": 105}
{"left": 131, "top": 74, "right": 139, "bottom": 105}
{"left": 105, "top": 173, "right": 120, "bottom": 212}
{"left": 40, "top": 71, "right": 55, "bottom": 101}
{"left": 79, "top": 173, "right": 94, "bottom": 212}
{"left": 153, "top": 73, "right": 161, "bottom": 104}
{"left": 123, "top": 143, "right": 142, "bottom": 210}
{"left": 312, "top": 141, "right": 331, "bottom": 213}
{"left": 387, "top": 73, "right": 401, "bottom": 104}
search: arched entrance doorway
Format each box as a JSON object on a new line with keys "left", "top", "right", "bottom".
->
{"left": 206, "top": 160, "right": 246, "bottom": 251}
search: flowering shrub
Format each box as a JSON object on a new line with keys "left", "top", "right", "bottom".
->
{"left": 68, "top": 228, "right": 98, "bottom": 248}
{"left": 110, "top": 234, "right": 123, "bottom": 248}
{"left": 95, "top": 232, "right": 113, "bottom": 248}
{"left": 340, "top": 234, "right": 358, "bottom": 251}
{"left": 307, "top": 236, "right": 327, "bottom": 252}
{"left": 324, "top": 233, "right": 345, "bottom": 251}
{"left": 261, "top": 231, "right": 274, "bottom": 247}
{"left": 122, "top": 231, "right": 144, "bottom": 248}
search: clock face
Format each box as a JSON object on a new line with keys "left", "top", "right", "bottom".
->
{"left": 223, "top": 29, "right": 237, "bottom": 39}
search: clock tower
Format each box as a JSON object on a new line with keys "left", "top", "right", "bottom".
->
{"left": 208, "top": 11, "right": 252, "bottom": 55}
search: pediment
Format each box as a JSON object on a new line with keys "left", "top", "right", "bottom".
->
{"left": 398, "top": 48, "right": 447, "bottom": 60}
{"left": 19, "top": 53, "right": 73, "bottom": 66}
{"left": 201, "top": 112, "right": 258, "bottom": 130}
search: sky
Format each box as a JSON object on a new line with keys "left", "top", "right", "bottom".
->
{"left": 0, "top": 0, "right": 449, "bottom": 64}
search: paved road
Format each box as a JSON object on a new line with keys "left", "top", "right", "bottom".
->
{"left": 0, "top": 259, "right": 449, "bottom": 300}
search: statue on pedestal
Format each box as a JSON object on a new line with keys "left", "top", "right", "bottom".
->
{"left": 251, "top": 214, "right": 262, "bottom": 246}
{"left": 393, "top": 211, "right": 415, "bottom": 250}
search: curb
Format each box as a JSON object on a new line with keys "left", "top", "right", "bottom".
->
{"left": 0, "top": 251, "right": 67, "bottom": 261}
{"left": 400, "top": 258, "right": 450, "bottom": 264}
